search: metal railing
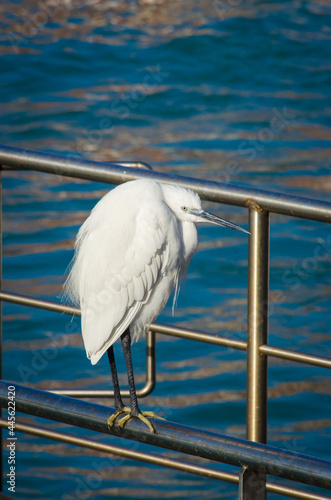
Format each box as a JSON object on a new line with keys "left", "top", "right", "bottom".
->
{"left": 0, "top": 144, "right": 330, "bottom": 500}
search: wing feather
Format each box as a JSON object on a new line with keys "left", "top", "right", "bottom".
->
{"left": 65, "top": 181, "right": 172, "bottom": 365}
{"left": 132, "top": 275, "right": 145, "bottom": 302}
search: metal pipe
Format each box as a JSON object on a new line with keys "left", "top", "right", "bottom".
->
{"left": 0, "top": 419, "right": 329, "bottom": 500}
{"left": 0, "top": 292, "right": 154, "bottom": 398}
{"left": 239, "top": 467, "right": 266, "bottom": 500}
{"left": 267, "top": 483, "right": 331, "bottom": 500}
{"left": 0, "top": 290, "right": 79, "bottom": 316}
{"left": 246, "top": 209, "right": 270, "bottom": 445}
{"left": 54, "top": 331, "right": 156, "bottom": 399}
{"left": 150, "top": 322, "right": 248, "bottom": 350}
{"left": 0, "top": 170, "right": 2, "bottom": 492}
{"left": 0, "top": 145, "right": 330, "bottom": 222}
{"left": 1, "top": 290, "right": 330, "bottom": 371}
{"left": 260, "top": 345, "right": 331, "bottom": 370}
{"left": 0, "top": 418, "right": 234, "bottom": 482}
{"left": 0, "top": 382, "right": 330, "bottom": 490}
{"left": 0, "top": 289, "right": 248, "bottom": 350}
{"left": 138, "top": 330, "right": 156, "bottom": 397}
{"left": 106, "top": 160, "right": 153, "bottom": 171}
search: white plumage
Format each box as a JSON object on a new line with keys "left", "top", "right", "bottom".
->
{"left": 65, "top": 179, "right": 202, "bottom": 364}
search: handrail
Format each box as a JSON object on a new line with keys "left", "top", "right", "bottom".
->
{"left": 0, "top": 418, "right": 236, "bottom": 483}
{"left": 0, "top": 144, "right": 330, "bottom": 221}
{"left": 1, "top": 290, "right": 330, "bottom": 372}
{"left": 1, "top": 145, "right": 331, "bottom": 499}
{"left": 0, "top": 418, "right": 330, "bottom": 500}
{"left": 0, "top": 381, "right": 330, "bottom": 491}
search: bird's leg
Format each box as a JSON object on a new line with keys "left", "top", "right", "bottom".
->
{"left": 107, "top": 345, "right": 124, "bottom": 410}
{"left": 107, "top": 345, "right": 130, "bottom": 428}
{"left": 117, "top": 328, "right": 164, "bottom": 433}
{"left": 121, "top": 329, "right": 140, "bottom": 417}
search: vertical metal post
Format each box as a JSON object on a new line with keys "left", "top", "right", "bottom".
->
{"left": 239, "top": 467, "right": 267, "bottom": 500}
{"left": 135, "top": 330, "right": 156, "bottom": 398}
{"left": 142, "top": 330, "right": 156, "bottom": 395}
{"left": 0, "top": 168, "right": 3, "bottom": 492}
{"left": 242, "top": 208, "right": 269, "bottom": 500}
{"left": 246, "top": 208, "right": 269, "bottom": 443}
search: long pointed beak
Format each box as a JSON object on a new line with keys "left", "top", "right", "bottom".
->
{"left": 198, "top": 210, "right": 250, "bottom": 234}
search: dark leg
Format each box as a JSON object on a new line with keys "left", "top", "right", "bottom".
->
{"left": 121, "top": 329, "right": 140, "bottom": 416}
{"left": 107, "top": 345, "right": 130, "bottom": 428}
{"left": 116, "top": 328, "right": 164, "bottom": 433}
{"left": 107, "top": 345, "right": 124, "bottom": 411}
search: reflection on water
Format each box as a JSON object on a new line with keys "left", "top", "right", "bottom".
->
{"left": 1, "top": 0, "right": 331, "bottom": 499}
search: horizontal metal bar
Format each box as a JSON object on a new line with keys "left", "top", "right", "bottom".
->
{"left": 267, "top": 483, "right": 331, "bottom": 500}
{"left": 260, "top": 345, "right": 331, "bottom": 370}
{"left": 0, "top": 381, "right": 330, "bottom": 490}
{"left": 108, "top": 160, "right": 153, "bottom": 171}
{"left": 1, "top": 291, "right": 330, "bottom": 372}
{"left": 2, "top": 154, "right": 153, "bottom": 172}
{"left": 0, "top": 290, "right": 247, "bottom": 350}
{"left": 0, "top": 418, "right": 234, "bottom": 482}
{"left": 150, "top": 322, "right": 247, "bottom": 350}
{"left": 0, "top": 289, "right": 247, "bottom": 350}
{"left": 54, "top": 330, "right": 156, "bottom": 398}
{"left": 0, "top": 419, "right": 329, "bottom": 500}
{"left": 51, "top": 388, "right": 125, "bottom": 397}
{"left": 0, "top": 145, "right": 330, "bottom": 222}
{"left": 0, "top": 290, "right": 79, "bottom": 316}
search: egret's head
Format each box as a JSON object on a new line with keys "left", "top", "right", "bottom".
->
{"left": 163, "top": 184, "right": 249, "bottom": 234}
{"left": 162, "top": 184, "right": 202, "bottom": 222}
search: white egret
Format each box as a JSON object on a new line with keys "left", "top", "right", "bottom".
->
{"left": 65, "top": 179, "right": 249, "bottom": 432}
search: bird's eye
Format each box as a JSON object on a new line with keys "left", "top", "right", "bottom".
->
{"left": 181, "top": 206, "right": 188, "bottom": 211}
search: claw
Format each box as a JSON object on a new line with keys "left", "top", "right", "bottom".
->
{"left": 118, "top": 411, "right": 165, "bottom": 433}
{"left": 107, "top": 406, "right": 131, "bottom": 428}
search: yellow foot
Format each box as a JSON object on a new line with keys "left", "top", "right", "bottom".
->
{"left": 107, "top": 406, "right": 131, "bottom": 428}
{"left": 118, "top": 411, "right": 165, "bottom": 433}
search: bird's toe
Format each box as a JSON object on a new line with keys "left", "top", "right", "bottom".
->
{"left": 107, "top": 406, "right": 131, "bottom": 428}
{"left": 140, "top": 411, "right": 165, "bottom": 421}
{"left": 117, "top": 410, "right": 164, "bottom": 433}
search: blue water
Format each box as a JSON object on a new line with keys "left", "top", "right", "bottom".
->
{"left": 1, "top": 1, "right": 331, "bottom": 499}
